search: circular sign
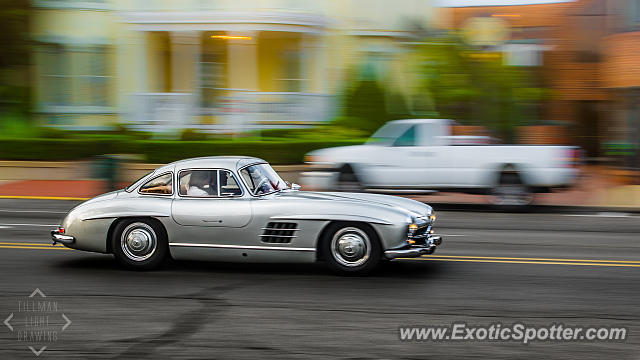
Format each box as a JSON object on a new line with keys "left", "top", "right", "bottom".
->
{"left": 462, "top": 17, "right": 510, "bottom": 46}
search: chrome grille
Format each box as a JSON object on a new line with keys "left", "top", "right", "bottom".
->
{"left": 260, "top": 222, "right": 299, "bottom": 243}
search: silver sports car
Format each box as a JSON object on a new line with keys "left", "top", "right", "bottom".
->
{"left": 51, "top": 156, "right": 442, "bottom": 274}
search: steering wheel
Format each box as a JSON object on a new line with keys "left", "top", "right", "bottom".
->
{"left": 255, "top": 177, "right": 270, "bottom": 194}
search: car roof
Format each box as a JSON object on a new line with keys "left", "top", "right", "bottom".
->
{"left": 154, "top": 156, "right": 266, "bottom": 173}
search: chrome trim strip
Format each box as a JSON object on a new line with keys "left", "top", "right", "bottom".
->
{"left": 82, "top": 213, "right": 170, "bottom": 221}
{"left": 271, "top": 214, "right": 392, "bottom": 225}
{"left": 259, "top": 234, "right": 298, "bottom": 238}
{"left": 169, "top": 243, "right": 315, "bottom": 252}
{"left": 261, "top": 227, "right": 300, "bottom": 231}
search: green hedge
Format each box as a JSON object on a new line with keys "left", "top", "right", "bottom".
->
{"left": 0, "top": 138, "right": 128, "bottom": 161}
{"left": 0, "top": 138, "right": 365, "bottom": 164}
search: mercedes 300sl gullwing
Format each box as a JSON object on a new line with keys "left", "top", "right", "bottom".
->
{"left": 51, "top": 157, "right": 442, "bottom": 274}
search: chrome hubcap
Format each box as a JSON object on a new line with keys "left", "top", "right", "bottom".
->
{"left": 121, "top": 223, "right": 157, "bottom": 261}
{"left": 331, "top": 227, "right": 371, "bottom": 267}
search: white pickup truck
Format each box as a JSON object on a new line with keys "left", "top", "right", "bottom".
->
{"left": 302, "top": 119, "right": 581, "bottom": 207}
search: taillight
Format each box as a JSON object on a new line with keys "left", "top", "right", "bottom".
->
{"left": 565, "top": 148, "right": 582, "bottom": 168}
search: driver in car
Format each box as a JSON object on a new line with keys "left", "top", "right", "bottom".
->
{"left": 187, "top": 171, "right": 217, "bottom": 196}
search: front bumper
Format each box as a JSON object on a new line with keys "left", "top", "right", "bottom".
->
{"left": 384, "top": 235, "right": 443, "bottom": 259}
{"left": 51, "top": 230, "right": 75, "bottom": 245}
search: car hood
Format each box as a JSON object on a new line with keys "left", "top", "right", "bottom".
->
{"left": 273, "top": 190, "right": 432, "bottom": 219}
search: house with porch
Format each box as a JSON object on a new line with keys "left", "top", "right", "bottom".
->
{"left": 32, "top": 0, "right": 438, "bottom": 133}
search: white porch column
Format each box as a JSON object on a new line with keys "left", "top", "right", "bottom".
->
{"left": 226, "top": 31, "right": 259, "bottom": 91}
{"left": 301, "top": 33, "right": 330, "bottom": 122}
{"left": 133, "top": 31, "right": 148, "bottom": 93}
{"left": 301, "top": 33, "right": 328, "bottom": 94}
{"left": 170, "top": 31, "right": 200, "bottom": 93}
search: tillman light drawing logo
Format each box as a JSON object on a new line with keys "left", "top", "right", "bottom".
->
{"left": 4, "top": 288, "right": 72, "bottom": 356}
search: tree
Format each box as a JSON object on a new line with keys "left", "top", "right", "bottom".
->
{"left": 417, "top": 36, "right": 548, "bottom": 141}
{"left": 0, "top": 0, "right": 31, "bottom": 115}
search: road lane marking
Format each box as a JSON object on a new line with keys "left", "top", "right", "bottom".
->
{"left": 564, "top": 212, "right": 633, "bottom": 218}
{"left": 424, "top": 255, "right": 640, "bottom": 264}
{"left": 0, "top": 244, "right": 638, "bottom": 267}
{"left": 0, "top": 223, "right": 59, "bottom": 227}
{"left": 0, "top": 209, "right": 67, "bottom": 214}
{"left": 0, "top": 242, "right": 63, "bottom": 247}
{"left": 0, "top": 245, "right": 71, "bottom": 250}
{"left": 0, "top": 195, "right": 89, "bottom": 201}
{"left": 407, "top": 257, "right": 640, "bottom": 267}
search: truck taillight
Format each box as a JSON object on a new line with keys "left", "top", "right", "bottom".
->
{"left": 565, "top": 148, "right": 582, "bottom": 168}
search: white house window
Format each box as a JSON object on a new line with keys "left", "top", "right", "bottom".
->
{"left": 279, "top": 49, "right": 302, "bottom": 92}
{"left": 41, "top": 44, "right": 72, "bottom": 105}
{"left": 39, "top": 44, "right": 111, "bottom": 107}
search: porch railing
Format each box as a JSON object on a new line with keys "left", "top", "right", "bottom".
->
{"left": 127, "top": 90, "right": 334, "bottom": 133}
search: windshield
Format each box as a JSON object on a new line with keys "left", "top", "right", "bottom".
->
{"left": 240, "top": 163, "right": 287, "bottom": 196}
{"left": 366, "top": 122, "right": 412, "bottom": 145}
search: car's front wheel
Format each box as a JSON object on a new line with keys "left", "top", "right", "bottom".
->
{"left": 322, "top": 223, "right": 382, "bottom": 275}
{"left": 112, "top": 219, "right": 168, "bottom": 270}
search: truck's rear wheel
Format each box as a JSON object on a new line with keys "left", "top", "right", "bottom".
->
{"left": 336, "top": 166, "right": 362, "bottom": 192}
{"left": 490, "top": 172, "right": 533, "bottom": 210}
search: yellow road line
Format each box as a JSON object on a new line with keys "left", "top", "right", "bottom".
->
{"left": 0, "top": 245, "right": 72, "bottom": 250}
{"left": 0, "top": 242, "right": 63, "bottom": 247}
{"left": 425, "top": 255, "right": 640, "bottom": 264}
{"left": 0, "top": 195, "right": 89, "bottom": 201}
{"left": 406, "top": 257, "right": 640, "bottom": 267}
{"left": 0, "top": 244, "right": 638, "bottom": 267}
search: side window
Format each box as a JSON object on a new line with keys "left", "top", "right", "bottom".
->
{"left": 139, "top": 173, "right": 173, "bottom": 195}
{"left": 219, "top": 170, "right": 242, "bottom": 196}
{"left": 393, "top": 125, "right": 416, "bottom": 147}
{"left": 179, "top": 170, "right": 218, "bottom": 197}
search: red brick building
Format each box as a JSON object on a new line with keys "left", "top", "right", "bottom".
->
{"left": 443, "top": 0, "right": 640, "bottom": 161}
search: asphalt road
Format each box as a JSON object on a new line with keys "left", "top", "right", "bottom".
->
{"left": 1, "top": 199, "right": 640, "bottom": 359}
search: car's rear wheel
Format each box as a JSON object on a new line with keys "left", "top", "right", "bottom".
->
{"left": 489, "top": 171, "right": 533, "bottom": 210}
{"left": 112, "top": 219, "right": 167, "bottom": 270}
{"left": 322, "top": 223, "right": 382, "bottom": 275}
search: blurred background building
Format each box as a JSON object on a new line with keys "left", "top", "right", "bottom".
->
{"left": 31, "top": 0, "right": 437, "bottom": 133}
{"left": 442, "top": 0, "right": 640, "bottom": 163}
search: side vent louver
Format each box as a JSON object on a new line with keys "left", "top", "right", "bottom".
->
{"left": 260, "top": 222, "right": 299, "bottom": 243}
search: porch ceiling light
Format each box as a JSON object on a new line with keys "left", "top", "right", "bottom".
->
{"left": 491, "top": 14, "right": 520, "bottom": 18}
{"left": 210, "top": 35, "right": 252, "bottom": 40}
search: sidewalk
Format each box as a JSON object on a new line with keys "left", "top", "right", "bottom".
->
{"left": 413, "top": 165, "right": 640, "bottom": 209}
{"left": 0, "top": 180, "right": 123, "bottom": 200}
{"left": 1, "top": 166, "right": 639, "bottom": 209}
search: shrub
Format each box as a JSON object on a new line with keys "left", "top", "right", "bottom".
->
{"left": 179, "top": 128, "right": 208, "bottom": 141}
{"left": 0, "top": 138, "right": 365, "bottom": 164}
